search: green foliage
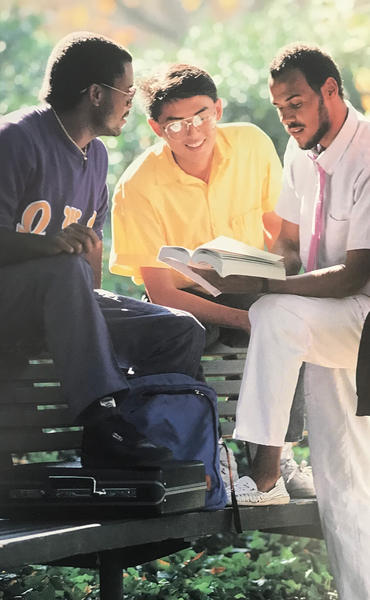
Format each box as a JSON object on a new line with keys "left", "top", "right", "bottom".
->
{"left": 101, "top": 238, "right": 145, "bottom": 298}
{"left": 0, "top": 6, "right": 51, "bottom": 114}
{"left": 0, "top": 565, "right": 98, "bottom": 599}
{"left": 0, "top": 532, "right": 337, "bottom": 599}
{"left": 118, "top": 0, "right": 369, "bottom": 166}
{"left": 130, "top": 532, "right": 337, "bottom": 599}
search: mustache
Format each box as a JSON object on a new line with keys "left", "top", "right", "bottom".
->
{"left": 287, "top": 123, "right": 305, "bottom": 130}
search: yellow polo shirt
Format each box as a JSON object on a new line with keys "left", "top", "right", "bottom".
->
{"left": 110, "top": 123, "right": 282, "bottom": 287}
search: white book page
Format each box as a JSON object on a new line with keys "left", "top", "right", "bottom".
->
{"left": 158, "top": 246, "right": 192, "bottom": 261}
{"left": 159, "top": 257, "right": 221, "bottom": 297}
{"left": 199, "top": 236, "right": 283, "bottom": 262}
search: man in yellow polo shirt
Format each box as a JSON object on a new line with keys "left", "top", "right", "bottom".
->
{"left": 110, "top": 63, "right": 314, "bottom": 498}
{"left": 110, "top": 64, "right": 282, "bottom": 345}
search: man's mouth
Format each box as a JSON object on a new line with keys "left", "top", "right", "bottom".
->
{"left": 185, "top": 138, "right": 206, "bottom": 149}
{"left": 120, "top": 111, "right": 130, "bottom": 126}
{"left": 288, "top": 124, "right": 305, "bottom": 135}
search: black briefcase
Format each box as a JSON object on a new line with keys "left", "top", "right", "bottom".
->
{"left": 0, "top": 460, "right": 207, "bottom": 519}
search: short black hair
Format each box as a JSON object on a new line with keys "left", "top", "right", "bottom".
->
{"left": 140, "top": 64, "right": 218, "bottom": 121}
{"left": 39, "top": 31, "right": 132, "bottom": 111}
{"left": 270, "top": 42, "right": 344, "bottom": 98}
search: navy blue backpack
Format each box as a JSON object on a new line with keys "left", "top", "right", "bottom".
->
{"left": 119, "top": 373, "right": 227, "bottom": 510}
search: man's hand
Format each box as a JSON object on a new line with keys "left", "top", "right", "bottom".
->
{"left": 191, "top": 267, "right": 263, "bottom": 295}
{"left": 44, "top": 224, "right": 100, "bottom": 256}
{"left": 0, "top": 225, "right": 101, "bottom": 268}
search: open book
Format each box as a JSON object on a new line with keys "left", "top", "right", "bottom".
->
{"left": 157, "top": 236, "right": 286, "bottom": 297}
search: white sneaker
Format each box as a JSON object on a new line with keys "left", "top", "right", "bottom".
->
{"left": 280, "top": 444, "right": 315, "bottom": 498}
{"left": 226, "top": 475, "right": 290, "bottom": 506}
{"left": 219, "top": 443, "right": 239, "bottom": 487}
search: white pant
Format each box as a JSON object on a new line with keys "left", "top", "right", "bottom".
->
{"left": 234, "top": 293, "right": 370, "bottom": 600}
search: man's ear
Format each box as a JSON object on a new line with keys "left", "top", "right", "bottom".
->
{"left": 148, "top": 118, "right": 163, "bottom": 138}
{"left": 321, "top": 77, "right": 338, "bottom": 100}
{"left": 89, "top": 84, "right": 104, "bottom": 107}
{"left": 215, "top": 98, "right": 223, "bottom": 121}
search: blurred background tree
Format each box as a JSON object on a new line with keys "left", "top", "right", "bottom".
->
{"left": 1, "top": 0, "right": 369, "bottom": 296}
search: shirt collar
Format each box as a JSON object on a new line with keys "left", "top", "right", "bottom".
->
{"left": 311, "top": 102, "right": 360, "bottom": 175}
{"left": 159, "top": 125, "right": 232, "bottom": 184}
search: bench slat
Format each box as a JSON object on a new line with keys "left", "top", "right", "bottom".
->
{"left": 217, "top": 400, "right": 238, "bottom": 417}
{"left": 0, "top": 352, "right": 242, "bottom": 458}
{"left": 0, "top": 385, "right": 64, "bottom": 404}
{"left": 0, "top": 430, "right": 82, "bottom": 454}
{"left": 202, "top": 342, "right": 247, "bottom": 357}
{"left": 202, "top": 359, "right": 245, "bottom": 376}
{"left": 0, "top": 499, "right": 321, "bottom": 570}
{"left": 1, "top": 380, "right": 239, "bottom": 402}
{"left": 0, "top": 406, "right": 72, "bottom": 428}
{"left": 219, "top": 421, "right": 235, "bottom": 437}
{"left": 211, "top": 380, "right": 241, "bottom": 396}
{"left": 0, "top": 361, "right": 58, "bottom": 381}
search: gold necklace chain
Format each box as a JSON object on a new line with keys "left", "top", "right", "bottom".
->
{"left": 51, "top": 107, "right": 88, "bottom": 161}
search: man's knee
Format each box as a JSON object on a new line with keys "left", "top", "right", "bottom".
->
{"left": 249, "top": 294, "right": 306, "bottom": 335}
{"left": 29, "top": 253, "right": 91, "bottom": 279}
{"left": 185, "top": 313, "right": 205, "bottom": 347}
{"left": 164, "top": 310, "right": 205, "bottom": 345}
{"left": 41, "top": 254, "right": 94, "bottom": 291}
{"left": 51, "top": 254, "right": 92, "bottom": 278}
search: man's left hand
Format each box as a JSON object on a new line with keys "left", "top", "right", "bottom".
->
{"left": 191, "top": 267, "right": 263, "bottom": 294}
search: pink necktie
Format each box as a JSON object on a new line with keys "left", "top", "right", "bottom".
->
{"left": 306, "top": 154, "right": 326, "bottom": 272}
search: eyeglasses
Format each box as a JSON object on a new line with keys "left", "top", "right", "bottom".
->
{"left": 79, "top": 83, "right": 136, "bottom": 101}
{"left": 99, "top": 83, "right": 136, "bottom": 99}
{"left": 163, "top": 113, "right": 216, "bottom": 140}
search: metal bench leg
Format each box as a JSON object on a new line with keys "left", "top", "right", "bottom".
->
{"left": 99, "top": 551, "right": 123, "bottom": 600}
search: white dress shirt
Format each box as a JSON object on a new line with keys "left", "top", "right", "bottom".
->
{"left": 277, "top": 103, "right": 370, "bottom": 295}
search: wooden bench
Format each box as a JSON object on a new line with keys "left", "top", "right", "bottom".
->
{"left": 0, "top": 344, "right": 321, "bottom": 599}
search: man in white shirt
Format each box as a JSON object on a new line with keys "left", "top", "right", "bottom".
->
{"left": 194, "top": 43, "right": 370, "bottom": 598}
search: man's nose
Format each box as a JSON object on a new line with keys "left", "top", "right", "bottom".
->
{"left": 279, "top": 107, "right": 295, "bottom": 124}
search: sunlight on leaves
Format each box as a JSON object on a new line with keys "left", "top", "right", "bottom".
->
{"left": 60, "top": 5, "right": 90, "bottom": 28}
{"left": 218, "top": 0, "right": 239, "bottom": 12}
{"left": 182, "top": 0, "right": 202, "bottom": 12}
{"left": 361, "top": 94, "right": 370, "bottom": 114}
{"left": 97, "top": 0, "right": 116, "bottom": 15}
{"left": 355, "top": 67, "right": 370, "bottom": 93}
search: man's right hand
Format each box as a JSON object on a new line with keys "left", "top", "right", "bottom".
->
{"left": 45, "top": 224, "right": 100, "bottom": 256}
{"left": 0, "top": 224, "right": 100, "bottom": 267}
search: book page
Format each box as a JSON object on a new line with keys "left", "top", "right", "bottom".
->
{"left": 158, "top": 257, "right": 221, "bottom": 297}
{"left": 158, "top": 246, "right": 192, "bottom": 262}
{"left": 198, "top": 236, "right": 283, "bottom": 262}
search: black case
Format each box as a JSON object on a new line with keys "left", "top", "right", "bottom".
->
{"left": 0, "top": 460, "right": 206, "bottom": 519}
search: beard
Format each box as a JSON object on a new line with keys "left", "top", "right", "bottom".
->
{"left": 300, "top": 95, "right": 330, "bottom": 150}
{"left": 91, "top": 97, "right": 112, "bottom": 129}
{"left": 90, "top": 98, "right": 125, "bottom": 137}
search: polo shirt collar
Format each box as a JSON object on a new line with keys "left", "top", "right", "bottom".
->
{"left": 160, "top": 126, "right": 232, "bottom": 184}
{"left": 312, "top": 103, "right": 359, "bottom": 175}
